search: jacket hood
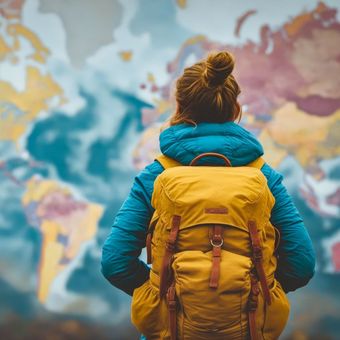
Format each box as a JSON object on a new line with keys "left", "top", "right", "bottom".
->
{"left": 159, "top": 122, "right": 263, "bottom": 166}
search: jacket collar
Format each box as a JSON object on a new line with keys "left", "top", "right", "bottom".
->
{"left": 159, "top": 122, "right": 263, "bottom": 166}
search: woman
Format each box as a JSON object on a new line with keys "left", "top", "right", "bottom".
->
{"left": 101, "top": 51, "right": 315, "bottom": 339}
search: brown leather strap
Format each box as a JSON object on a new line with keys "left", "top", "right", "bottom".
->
{"left": 209, "top": 225, "right": 224, "bottom": 289}
{"left": 167, "top": 283, "right": 177, "bottom": 340}
{"left": 248, "top": 274, "right": 260, "bottom": 340}
{"left": 160, "top": 215, "right": 181, "bottom": 297}
{"left": 248, "top": 221, "right": 271, "bottom": 305}
{"left": 190, "top": 152, "right": 232, "bottom": 167}
{"left": 248, "top": 311, "right": 258, "bottom": 340}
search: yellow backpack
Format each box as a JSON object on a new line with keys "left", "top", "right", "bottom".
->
{"left": 131, "top": 153, "right": 290, "bottom": 340}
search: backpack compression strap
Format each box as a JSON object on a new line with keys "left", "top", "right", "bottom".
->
{"left": 156, "top": 154, "right": 266, "bottom": 169}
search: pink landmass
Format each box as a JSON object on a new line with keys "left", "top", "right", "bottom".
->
{"left": 0, "top": 0, "right": 25, "bottom": 19}
{"left": 234, "top": 9, "right": 257, "bottom": 38}
{"left": 289, "top": 95, "right": 340, "bottom": 117}
{"left": 332, "top": 242, "right": 340, "bottom": 272}
{"left": 158, "top": 2, "right": 340, "bottom": 118}
{"left": 36, "top": 191, "right": 87, "bottom": 219}
{"left": 327, "top": 188, "right": 340, "bottom": 206}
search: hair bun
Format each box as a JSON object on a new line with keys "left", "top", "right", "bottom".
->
{"left": 204, "top": 51, "right": 235, "bottom": 86}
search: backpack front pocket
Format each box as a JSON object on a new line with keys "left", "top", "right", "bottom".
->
{"left": 262, "top": 280, "right": 290, "bottom": 340}
{"left": 173, "top": 249, "right": 252, "bottom": 338}
{"left": 131, "top": 271, "right": 168, "bottom": 339}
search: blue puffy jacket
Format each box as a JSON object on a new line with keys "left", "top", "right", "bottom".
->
{"left": 101, "top": 122, "right": 315, "bottom": 295}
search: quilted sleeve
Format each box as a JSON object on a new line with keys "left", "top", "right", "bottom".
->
{"left": 101, "top": 161, "right": 163, "bottom": 295}
{"left": 261, "top": 163, "right": 316, "bottom": 292}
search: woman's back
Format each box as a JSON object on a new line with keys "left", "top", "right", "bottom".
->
{"left": 101, "top": 51, "right": 315, "bottom": 339}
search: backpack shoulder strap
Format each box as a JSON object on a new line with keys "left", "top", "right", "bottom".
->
{"left": 246, "top": 157, "right": 265, "bottom": 169}
{"left": 156, "top": 154, "right": 182, "bottom": 169}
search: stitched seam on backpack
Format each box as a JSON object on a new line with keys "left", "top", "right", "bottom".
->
{"left": 247, "top": 173, "right": 267, "bottom": 205}
{"left": 157, "top": 176, "right": 177, "bottom": 216}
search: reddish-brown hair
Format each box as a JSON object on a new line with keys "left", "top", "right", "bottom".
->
{"left": 170, "top": 51, "right": 241, "bottom": 125}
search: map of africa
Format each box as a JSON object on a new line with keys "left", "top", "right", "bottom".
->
{"left": 0, "top": 0, "right": 339, "bottom": 337}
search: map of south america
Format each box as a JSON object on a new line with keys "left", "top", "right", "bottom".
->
{"left": 1, "top": 0, "right": 104, "bottom": 306}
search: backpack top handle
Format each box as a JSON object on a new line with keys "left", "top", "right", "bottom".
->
{"left": 190, "top": 152, "right": 232, "bottom": 167}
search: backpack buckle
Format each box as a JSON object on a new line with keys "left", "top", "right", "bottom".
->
{"left": 210, "top": 238, "right": 224, "bottom": 247}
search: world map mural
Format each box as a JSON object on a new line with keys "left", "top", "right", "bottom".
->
{"left": 0, "top": 0, "right": 339, "bottom": 338}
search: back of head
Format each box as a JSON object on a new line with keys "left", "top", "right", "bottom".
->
{"left": 171, "top": 51, "right": 241, "bottom": 125}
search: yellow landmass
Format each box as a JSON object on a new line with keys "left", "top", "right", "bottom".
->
{"left": 22, "top": 178, "right": 70, "bottom": 205}
{"left": 283, "top": 2, "right": 328, "bottom": 38}
{"left": 133, "top": 124, "right": 161, "bottom": 170}
{"left": 0, "top": 66, "right": 64, "bottom": 144}
{"left": 245, "top": 114, "right": 256, "bottom": 124}
{"left": 58, "top": 203, "right": 103, "bottom": 260}
{"left": 38, "top": 204, "right": 102, "bottom": 302}
{"left": 258, "top": 129, "right": 288, "bottom": 168}
{"left": 7, "top": 23, "right": 50, "bottom": 63}
{"left": 119, "top": 50, "right": 133, "bottom": 61}
{"left": 0, "top": 21, "right": 64, "bottom": 145}
{"left": 0, "top": 36, "right": 11, "bottom": 60}
{"left": 0, "top": 105, "right": 29, "bottom": 142}
{"left": 186, "top": 34, "right": 206, "bottom": 45}
{"left": 284, "top": 12, "right": 313, "bottom": 37}
{"left": 153, "top": 98, "right": 172, "bottom": 115}
{"left": 243, "top": 111, "right": 267, "bottom": 131}
{"left": 38, "top": 220, "right": 63, "bottom": 302}
{"left": 314, "top": 119, "right": 340, "bottom": 162}
{"left": 22, "top": 178, "right": 103, "bottom": 302}
{"left": 147, "top": 72, "right": 155, "bottom": 84}
{"left": 176, "top": 0, "right": 187, "bottom": 9}
{"left": 267, "top": 102, "right": 340, "bottom": 168}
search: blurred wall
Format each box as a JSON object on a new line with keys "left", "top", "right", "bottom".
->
{"left": 0, "top": 0, "right": 339, "bottom": 339}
